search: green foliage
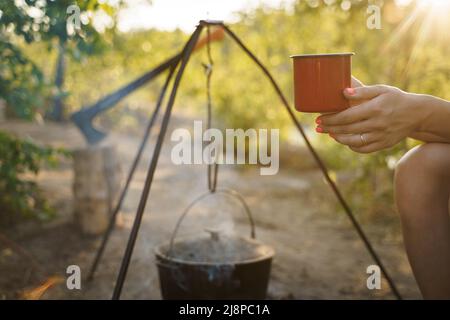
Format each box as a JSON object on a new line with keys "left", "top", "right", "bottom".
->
{"left": 0, "top": 0, "right": 120, "bottom": 47}
{"left": 0, "top": 0, "right": 123, "bottom": 118}
{"left": 0, "top": 41, "right": 46, "bottom": 119}
{"left": 0, "top": 131, "right": 69, "bottom": 225}
{"left": 0, "top": 1, "right": 121, "bottom": 223}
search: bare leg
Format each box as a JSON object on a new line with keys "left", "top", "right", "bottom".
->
{"left": 395, "top": 143, "right": 450, "bottom": 299}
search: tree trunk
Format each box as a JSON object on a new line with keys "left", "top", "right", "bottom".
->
{"left": 50, "top": 40, "right": 66, "bottom": 121}
{"left": 0, "top": 99, "right": 6, "bottom": 122}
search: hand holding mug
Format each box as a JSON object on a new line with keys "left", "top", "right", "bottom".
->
{"left": 315, "top": 84, "right": 427, "bottom": 153}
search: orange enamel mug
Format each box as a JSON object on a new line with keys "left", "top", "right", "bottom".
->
{"left": 291, "top": 53, "right": 354, "bottom": 113}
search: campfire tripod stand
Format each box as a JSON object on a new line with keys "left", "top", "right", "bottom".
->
{"left": 86, "top": 20, "right": 402, "bottom": 300}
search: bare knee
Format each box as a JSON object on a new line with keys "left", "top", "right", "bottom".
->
{"left": 395, "top": 143, "right": 450, "bottom": 219}
{"left": 395, "top": 143, "right": 450, "bottom": 184}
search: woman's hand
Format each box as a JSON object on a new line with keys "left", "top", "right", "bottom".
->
{"left": 316, "top": 85, "right": 427, "bottom": 153}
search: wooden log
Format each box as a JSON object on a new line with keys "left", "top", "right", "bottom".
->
{"left": 72, "top": 144, "right": 121, "bottom": 235}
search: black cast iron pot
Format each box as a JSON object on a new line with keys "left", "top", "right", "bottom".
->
{"left": 154, "top": 189, "right": 275, "bottom": 300}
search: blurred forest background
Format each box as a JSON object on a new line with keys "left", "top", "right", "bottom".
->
{"left": 1, "top": 0, "right": 450, "bottom": 224}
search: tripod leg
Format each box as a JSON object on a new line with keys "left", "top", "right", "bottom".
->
{"left": 222, "top": 25, "right": 402, "bottom": 300}
{"left": 87, "top": 63, "right": 179, "bottom": 282}
{"left": 111, "top": 25, "right": 204, "bottom": 300}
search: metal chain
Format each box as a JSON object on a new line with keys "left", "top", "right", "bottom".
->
{"left": 203, "top": 25, "right": 219, "bottom": 193}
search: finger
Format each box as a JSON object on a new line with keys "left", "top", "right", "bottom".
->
{"left": 317, "top": 100, "right": 377, "bottom": 126}
{"left": 349, "top": 141, "right": 386, "bottom": 154}
{"left": 319, "top": 119, "right": 378, "bottom": 134}
{"left": 330, "top": 132, "right": 381, "bottom": 148}
{"left": 343, "top": 85, "right": 387, "bottom": 101}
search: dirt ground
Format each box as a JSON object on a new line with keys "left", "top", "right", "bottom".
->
{"left": 0, "top": 116, "right": 421, "bottom": 300}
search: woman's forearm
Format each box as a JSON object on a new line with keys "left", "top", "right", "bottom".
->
{"left": 409, "top": 132, "right": 450, "bottom": 143}
{"left": 409, "top": 93, "right": 450, "bottom": 143}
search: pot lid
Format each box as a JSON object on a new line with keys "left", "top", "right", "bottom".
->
{"left": 157, "top": 229, "right": 274, "bottom": 264}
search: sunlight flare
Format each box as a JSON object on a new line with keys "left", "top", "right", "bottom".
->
{"left": 386, "top": 0, "right": 450, "bottom": 74}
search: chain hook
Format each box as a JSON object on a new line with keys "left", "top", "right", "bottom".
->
{"left": 204, "top": 25, "right": 219, "bottom": 193}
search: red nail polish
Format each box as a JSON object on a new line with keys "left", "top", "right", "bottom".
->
{"left": 345, "top": 88, "right": 356, "bottom": 95}
{"left": 315, "top": 118, "right": 322, "bottom": 125}
{"left": 316, "top": 127, "right": 323, "bottom": 133}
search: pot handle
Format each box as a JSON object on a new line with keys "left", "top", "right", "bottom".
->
{"left": 167, "top": 188, "right": 256, "bottom": 257}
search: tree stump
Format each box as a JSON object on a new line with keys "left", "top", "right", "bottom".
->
{"left": 72, "top": 144, "right": 121, "bottom": 236}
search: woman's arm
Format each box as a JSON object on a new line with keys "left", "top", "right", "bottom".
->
{"left": 410, "top": 132, "right": 450, "bottom": 143}
{"left": 316, "top": 85, "right": 450, "bottom": 153}
{"left": 408, "top": 93, "right": 450, "bottom": 142}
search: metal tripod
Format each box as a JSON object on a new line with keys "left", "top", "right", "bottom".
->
{"left": 87, "top": 20, "right": 401, "bottom": 300}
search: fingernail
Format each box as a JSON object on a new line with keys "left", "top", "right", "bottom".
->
{"left": 316, "top": 126, "right": 323, "bottom": 133}
{"left": 344, "top": 88, "right": 356, "bottom": 95}
{"left": 315, "top": 117, "right": 322, "bottom": 125}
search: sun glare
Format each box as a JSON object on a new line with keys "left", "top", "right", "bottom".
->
{"left": 418, "top": 0, "right": 450, "bottom": 8}
{"left": 415, "top": 0, "right": 450, "bottom": 37}
{"left": 397, "top": 0, "right": 450, "bottom": 11}
{"left": 386, "top": 0, "right": 450, "bottom": 75}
